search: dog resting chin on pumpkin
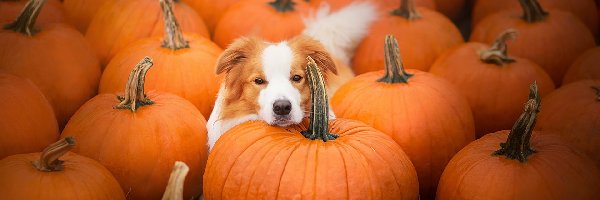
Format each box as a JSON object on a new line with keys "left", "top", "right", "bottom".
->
{"left": 206, "top": 2, "right": 378, "bottom": 150}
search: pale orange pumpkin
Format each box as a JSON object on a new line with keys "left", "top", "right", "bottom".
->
{"left": 62, "top": 0, "right": 116, "bottom": 33}
{"left": 182, "top": 0, "right": 241, "bottom": 34}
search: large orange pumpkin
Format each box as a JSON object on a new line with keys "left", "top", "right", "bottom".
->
{"left": 99, "top": 0, "right": 222, "bottom": 118}
{"left": 437, "top": 83, "right": 600, "bottom": 200}
{"left": 213, "top": 0, "right": 310, "bottom": 48}
{"left": 309, "top": 0, "right": 436, "bottom": 11}
{"left": 430, "top": 29, "right": 555, "bottom": 137}
{"left": 332, "top": 35, "right": 474, "bottom": 199}
{"left": 536, "top": 80, "right": 600, "bottom": 167}
{"left": 0, "top": 0, "right": 101, "bottom": 128}
{"left": 182, "top": 0, "right": 241, "bottom": 34}
{"left": 352, "top": 0, "right": 463, "bottom": 74}
{"left": 204, "top": 57, "right": 420, "bottom": 200}
{"left": 0, "top": 0, "right": 65, "bottom": 25}
{"left": 0, "top": 73, "right": 58, "bottom": 159}
{"left": 472, "top": 0, "right": 598, "bottom": 35}
{"left": 62, "top": 0, "right": 116, "bottom": 33}
{"left": 562, "top": 47, "right": 600, "bottom": 84}
{"left": 0, "top": 137, "right": 126, "bottom": 199}
{"left": 86, "top": 0, "right": 210, "bottom": 66}
{"left": 61, "top": 57, "right": 208, "bottom": 200}
{"left": 470, "top": 0, "right": 596, "bottom": 86}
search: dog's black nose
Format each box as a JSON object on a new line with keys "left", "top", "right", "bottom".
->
{"left": 273, "top": 100, "right": 292, "bottom": 115}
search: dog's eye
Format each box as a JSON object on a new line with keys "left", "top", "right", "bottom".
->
{"left": 292, "top": 75, "right": 302, "bottom": 82}
{"left": 254, "top": 77, "right": 265, "bottom": 85}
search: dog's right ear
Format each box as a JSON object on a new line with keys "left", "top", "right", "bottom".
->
{"left": 216, "top": 37, "right": 261, "bottom": 74}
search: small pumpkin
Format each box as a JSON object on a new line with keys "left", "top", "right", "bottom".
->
{"left": 162, "top": 161, "right": 189, "bottom": 200}
{"left": 352, "top": 0, "right": 463, "bottom": 74}
{"left": 437, "top": 83, "right": 600, "bottom": 200}
{"left": 0, "top": 0, "right": 101, "bottom": 128}
{"left": 332, "top": 35, "right": 475, "bottom": 199}
{"left": 0, "top": 0, "right": 65, "bottom": 25}
{"left": 204, "top": 56, "right": 419, "bottom": 200}
{"left": 430, "top": 29, "right": 555, "bottom": 137}
{"left": 62, "top": 57, "right": 209, "bottom": 200}
{"left": 470, "top": 0, "right": 596, "bottom": 85}
{"left": 563, "top": 47, "right": 600, "bottom": 84}
{"left": 181, "top": 0, "right": 241, "bottom": 34}
{"left": 0, "top": 73, "right": 58, "bottom": 159}
{"left": 62, "top": 0, "right": 116, "bottom": 33}
{"left": 99, "top": 0, "right": 222, "bottom": 118}
{"left": 0, "top": 137, "right": 126, "bottom": 199}
{"left": 536, "top": 80, "right": 600, "bottom": 167}
{"left": 213, "top": 0, "right": 310, "bottom": 48}
{"left": 86, "top": 0, "right": 210, "bottom": 66}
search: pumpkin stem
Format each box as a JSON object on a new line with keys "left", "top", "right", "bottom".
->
{"left": 391, "top": 0, "right": 421, "bottom": 20}
{"left": 3, "top": 0, "right": 46, "bottom": 36}
{"left": 378, "top": 35, "right": 413, "bottom": 84}
{"left": 269, "top": 0, "right": 296, "bottom": 12}
{"left": 480, "top": 29, "right": 518, "bottom": 66}
{"left": 32, "top": 137, "right": 75, "bottom": 172}
{"left": 493, "top": 82, "right": 540, "bottom": 162}
{"left": 114, "top": 57, "right": 154, "bottom": 112}
{"left": 161, "top": 161, "right": 189, "bottom": 200}
{"left": 160, "top": 0, "right": 189, "bottom": 50}
{"left": 519, "top": 0, "right": 548, "bottom": 23}
{"left": 592, "top": 86, "right": 600, "bottom": 101}
{"left": 301, "top": 56, "right": 338, "bottom": 142}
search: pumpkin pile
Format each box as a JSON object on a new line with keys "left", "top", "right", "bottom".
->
{"left": 0, "top": 0, "right": 598, "bottom": 199}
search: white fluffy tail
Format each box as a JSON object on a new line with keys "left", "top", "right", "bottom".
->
{"left": 302, "top": 2, "right": 378, "bottom": 65}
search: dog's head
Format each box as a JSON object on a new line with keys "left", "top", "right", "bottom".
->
{"left": 215, "top": 35, "right": 337, "bottom": 126}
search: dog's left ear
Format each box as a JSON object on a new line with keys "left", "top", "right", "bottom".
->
{"left": 290, "top": 36, "right": 338, "bottom": 75}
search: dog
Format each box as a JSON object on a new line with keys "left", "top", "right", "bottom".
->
{"left": 206, "top": 2, "right": 378, "bottom": 150}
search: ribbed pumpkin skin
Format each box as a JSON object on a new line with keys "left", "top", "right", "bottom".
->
{"left": 310, "top": 0, "right": 435, "bottom": 11}
{"left": 61, "top": 92, "right": 208, "bottom": 200}
{"left": 204, "top": 119, "right": 419, "bottom": 200}
{"left": 331, "top": 70, "right": 475, "bottom": 199}
{"left": 470, "top": 9, "right": 596, "bottom": 86}
{"left": 213, "top": 0, "right": 309, "bottom": 48}
{"left": 62, "top": 0, "right": 116, "bottom": 33}
{"left": 536, "top": 80, "right": 600, "bottom": 167}
{"left": 99, "top": 34, "right": 222, "bottom": 118}
{"left": 437, "top": 131, "right": 600, "bottom": 200}
{"left": 429, "top": 43, "right": 555, "bottom": 137}
{"left": 0, "top": 152, "right": 125, "bottom": 200}
{"left": 85, "top": 0, "right": 210, "bottom": 66}
{"left": 0, "top": 24, "right": 101, "bottom": 128}
{"left": 0, "top": 73, "right": 58, "bottom": 159}
{"left": 472, "top": 0, "right": 599, "bottom": 35}
{"left": 0, "top": 0, "right": 65, "bottom": 25}
{"left": 182, "top": 0, "right": 241, "bottom": 34}
{"left": 352, "top": 8, "right": 463, "bottom": 74}
{"left": 563, "top": 47, "right": 600, "bottom": 84}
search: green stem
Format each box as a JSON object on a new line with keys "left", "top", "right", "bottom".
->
{"left": 592, "top": 86, "right": 600, "bottom": 101}
{"left": 377, "top": 35, "right": 413, "bottom": 84}
{"left": 114, "top": 57, "right": 154, "bottom": 112}
{"left": 493, "top": 82, "right": 541, "bottom": 162}
{"left": 391, "top": 0, "right": 421, "bottom": 20}
{"left": 161, "top": 161, "right": 189, "bottom": 200}
{"left": 268, "top": 0, "right": 296, "bottom": 13}
{"left": 160, "top": 0, "right": 189, "bottom": 50}
{"left": 519, "top": 0, "right": 548, "bottom": 23}
{"left": 480, "top": 29, "right": 518, "bottom": 65}
{"left": 4, "top": 0, "right": 47, "bottom": 36}
{"left": 32, "top": 137, "right": 75, "bottom": 172}
{"left": 301, "top": 56, "right": 338, "bottom": 142}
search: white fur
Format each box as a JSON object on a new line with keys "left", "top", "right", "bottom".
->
{"left": 302, "top": 2, "right": 378, "bottom": 66}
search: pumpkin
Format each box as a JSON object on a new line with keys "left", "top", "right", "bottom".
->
{"left": 62, "top": 0, "right": 116, "bottom": 33}
{"left": 213, "top": 0, "right": 310, "bottom": 48}
{"left": 99, "top": 0, "right": 222, "bottom": 118}
{"left": 204, "top": 57, "right": 419, "bottom": 200}
{"left": 434, "top": 0, "right": 465, "bottom": 20}
{"left": 61, "top": 57, "right": 208, "bottom": 200}
{"left": 472, "top": 0, "right": 599, "bottom": 35}
{"left": 0, "top": 73, "right": 58, "bottom": 159}
{"left": 563, "top": 47, "right": 600, "bottom": 84}
{"left": 437, "top": 83, "right": 600, "bottom": 200}
{"left": 536, "top": 80, "right": 600, "bottom": 167}
{"left": 352, "top": 0, "right": 463, "bottom": 74}
{"left": 332, "top": 35, "right": 475, "bottom": 199}
{"left": 470, "top": 0, "right": 596, "bottom": 86}
{"left": 0, "top": 137, "right": 126, "bottom": 199}
{"left": 430, "top": 29, "right": 555, "bottom": 137}
{"left": 162, "top": 161, "right": 189, "bottom": 200}
{"left": 181, "top": 0, "right": 241, "bottom": 34}
{"left": 309, "top": 0, "right": 436, "bottom": 11}
{"left": 0, "top": 0, "right": 101, "bottom": 128}
{"left": 0, "top": 0, "right": 65, "bottom": 25}
{"left": 86, "top": 0, "right": 210, "bottom": 66}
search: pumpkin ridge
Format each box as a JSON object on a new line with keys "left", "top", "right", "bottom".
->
{"left": 480, "top": 29, "right": 518, "bottom": 65}
{"left": 160, "top": 0, "right": 189, "bottom": 50}
{"left": 114, "top": 57, "right": 155, "bottom": 112}
{"left": 358, "top": 137, "right": 405, "bottom": 193}
{"left": 273, "top": 141, "right": 302, "bottom": 199}
{"left": 32, "top": 137, "right": 75, "bottom": 172}
{"left": 391, "top": 0, "right": 421, "bottom": 20}
{"left": 4, "top": 0, "right": 45, "bottom": 36}
{"left": 331, "top": 142, "right": 351, "bottom": 198}
{"left": 378, "top": 35, "right": 413, "bottom": 84}
{"left": 519, "top": 0, "right": 548, "bottom": 23}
